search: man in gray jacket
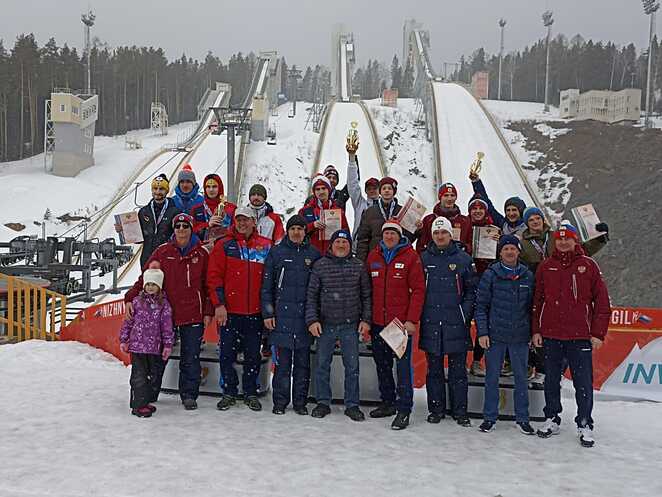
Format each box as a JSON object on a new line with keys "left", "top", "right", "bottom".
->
{"left": 347, "top": 150, "right": 380, "bottom": 239}
{"left": 306, "top": 229, "right": 372, "bottom": 422}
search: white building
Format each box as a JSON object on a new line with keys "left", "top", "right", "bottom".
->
{"left": 560, "top": 88, "right": 641, "bottom": 124}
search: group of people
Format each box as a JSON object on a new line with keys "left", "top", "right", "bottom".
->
{"left": 116, "top": 145, "right": 612, "bottom": 447}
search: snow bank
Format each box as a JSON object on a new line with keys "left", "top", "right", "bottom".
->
{"left": 239, "top": 103, "right": 319, "bottom": 217}
{"left": 1, "top": 340, "right": 660, "bottom": 497}
{"left": 0, "top": 122, "right": 196, "bottom": 241}
{"left": 365, "top": 98, "right": 437, "bottom": 211}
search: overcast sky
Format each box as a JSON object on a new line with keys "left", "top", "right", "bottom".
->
{"left": 0, "top": 0, "right": 656, "bottom": 69}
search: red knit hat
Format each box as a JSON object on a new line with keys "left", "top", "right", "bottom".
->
{"left": 554, "top": 221, "right": 579, "bottom": 241}
{"left": 312, "top": 174, "right": 332, "bottom": 193}
{"left": 364, "top": 177, "right": 379, "bottom": 191}
{"left": 438, "top": 182, "right": 457, "bottom": 199}
{"left": 379, "top": 177, "right": 398, "bottom": 193}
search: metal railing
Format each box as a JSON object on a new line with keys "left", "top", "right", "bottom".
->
{"left": 0, "top": 273, "right": 66, "bottom": 342}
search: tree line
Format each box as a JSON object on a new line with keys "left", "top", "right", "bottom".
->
{"left": 0, "top": 34, "right": 279, "bottom": 162}
{"left": 454, "top": 33, "right": 660, "bottom": 108}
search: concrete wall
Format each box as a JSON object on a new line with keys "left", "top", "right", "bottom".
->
{"left": 52, "top": 121, "right": 96, "bottom": 177}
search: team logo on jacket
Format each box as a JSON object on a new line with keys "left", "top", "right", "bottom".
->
{"left": 304, "top": 258, "right": 312, "bottom": 266}
{"left": 394, "top": 262, "right": 405, "bottom": 269}
{"left": 371, "top": 271, "right": 379, "bottom": 277}
{"left": 192, "top": 256, "right": 199, "bottom": 264}
{"left": 144, "top": 215, "right": 150, "bottom": 222}
{"left": 449, "top": 264, "right": 457, "bottom": 271}
{"left": 578, "top": 265, "right": 586, "bottom": 273}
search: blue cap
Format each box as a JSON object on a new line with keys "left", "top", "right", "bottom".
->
{"left": 329, "top": 229, "right": 352, "bottom": 245}
{"left": 523, "top": 206, "right": 544, "bottom": 224}
{"left": 497, "top": 234, "right": 522, "bottom": 254}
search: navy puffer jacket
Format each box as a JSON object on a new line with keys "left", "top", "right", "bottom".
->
{"left": 475, "top": 262, "right": 535, "bottom": 343}
{"left": 261, "top": 237, "right": 321, "bottom": 349}
{"left": 420, "top": 242, "right": 477, "bottom": 355}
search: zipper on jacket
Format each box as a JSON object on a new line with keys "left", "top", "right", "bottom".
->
{"left": 539, "top": 302, "right": 546, "bottom": 329}
{"left": 585, "top": 304, "right": 590, "bottom": 330}
{"left": 187, "top": 263, "right": 191, "bottom": 287}
{"left": 455, "top": 274, "right": 462, "bottom": 297}
{"left": 572, "top": 274, "right": 578, "bottom": 302}
{"left": 198, "top": 291, "right": 202, "bottom": 317}
{"left": 278, "top": 267, "right": 285, "bottom": 290}
{"left": 458, "top": 304, "right": 466, "bottom": 324}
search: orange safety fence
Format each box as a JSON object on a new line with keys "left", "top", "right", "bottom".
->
{"left": 0, "top": 273, "right": 66, "bottom": 342}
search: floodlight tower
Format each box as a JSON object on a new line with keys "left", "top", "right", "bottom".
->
{"left": 542, "top": 10, "right": 554, "bottom": 112}
{"left": 643, "top": 0, "right": 660, "bottom": 127}
{"left": 498, "top": 18, "right": 507, "bottom": 100}
{"left": 81, "top": 10, "right": 96, "bottom": 95}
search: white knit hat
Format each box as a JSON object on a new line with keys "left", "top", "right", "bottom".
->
{"left": 143, "top": 269, "right": 164, "bottom": 290}
{"left": 431, "top": 216, "right": 453, "bottom": 235}
{"left": 381, "top": 220, "right": 403, "bottom": 236}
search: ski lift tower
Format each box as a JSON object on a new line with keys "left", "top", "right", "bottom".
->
{"left": 210, "top": 106, "right": 252, "bottom": 203}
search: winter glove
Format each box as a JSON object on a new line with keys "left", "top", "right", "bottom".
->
{"left": 162, "top": 347, "right": 172, "bottom": 361}
{"left": 595, "top": 222, "right": 609, "bottom": 234}
{"left": 119, "top": 343, "right": 129, "bottom": 354}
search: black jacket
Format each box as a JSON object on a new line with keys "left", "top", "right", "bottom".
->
{"left": 138, "top": 198, "right": 181, "bottom": 269}
{"left": 305, "top": 253, "right": 371, "bottom": 327}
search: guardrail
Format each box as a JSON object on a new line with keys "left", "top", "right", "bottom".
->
{"left": 0, "top": 273, "right": 66, "bottom": 342}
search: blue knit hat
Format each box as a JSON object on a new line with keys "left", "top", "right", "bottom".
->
{"left": 497, "top": 234, "right": 522, "bottom": 254}
{"left": 329, "top": 229, "right": 352, "bottom": 245}
{"left": 523, "top": 206, "right": 544, "bottom": 225}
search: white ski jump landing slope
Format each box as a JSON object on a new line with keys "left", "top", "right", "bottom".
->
{"left": 316, "top": 102, "right": 384, "bottom": 231}
{"left": 433, "top": 82, "right": 536, "bottom": 211}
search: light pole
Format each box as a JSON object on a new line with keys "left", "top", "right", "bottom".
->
{"left": 498, "top": 19, "right": 506, "bottom": 100}
{"left": 542, "top": 10, "right": 554, "bottom": 112}
{"left": 643, "top": 0, "right": 660, "bottom": 127}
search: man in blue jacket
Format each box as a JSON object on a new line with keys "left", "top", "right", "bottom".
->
{"left": 420, "top": 217, "right": 476, "bottom": 427}
{"left": 261, "top": 215, "right": 321, "bottom": 416}
{"left": 475, "top": 235, "right": 536, "bottom": 434}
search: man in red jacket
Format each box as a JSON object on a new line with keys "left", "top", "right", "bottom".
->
{"left": 207, "top": 206, "right": 272, "bottom": 412}
{"left": 125, "top": 213, "right": 213, "bottom": 411}
{"left": 366, "top": 220, "right": 425, "bottom": 430}
{"left": 416, "top": 183, "right": 472, "bottom": 254}
{"left": 532, "top": 221, "right": 611, "bottom": 447}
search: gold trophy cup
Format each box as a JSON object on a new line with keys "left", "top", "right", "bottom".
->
{"left": 469, "top": 152, "right": 485, "bottom": 176}
{"left": 346, "top": 121, "right": 359, "bottom": 153}
{"left": 205, "top": 194, "right": 227, "bottom": 244}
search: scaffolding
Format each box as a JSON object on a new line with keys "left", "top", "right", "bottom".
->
{"left": 150, "top": 102, "right": 168, "bottom": 135}
{"left": 43, "top": 99, "right": 55, "bottom": 172}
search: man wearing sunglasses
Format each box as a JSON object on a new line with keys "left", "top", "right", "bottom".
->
{"left": 125, "top": 213, "right": 214, "bottom": 411}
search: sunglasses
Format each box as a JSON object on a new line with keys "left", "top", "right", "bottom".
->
{"left": 174, "top": 223, "right": 191, "bottom": 229}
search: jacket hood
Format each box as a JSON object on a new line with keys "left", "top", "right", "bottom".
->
{"left": 203, "top": 173, "right": 224, "bottom": 199}
{"left": 378, "top": 238, "right": 410, "bottom": 264}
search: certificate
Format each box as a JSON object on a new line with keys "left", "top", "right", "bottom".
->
{"left": 396, "top": 196, "right": 427, "bottom": 234}
{"left": 321, "top": 209, "right": 342, "bottom": 240}
{"left": 571, "top": 204, "right": 602, "bottom": 242}
{"left": 114, "top": 211, "right": 144, "bottom": 244}
{"left": 472, "top": 225, "right": 501, "bottom": 260}
{"left": 379, "top": 318, "right": 409, "bottom": 359}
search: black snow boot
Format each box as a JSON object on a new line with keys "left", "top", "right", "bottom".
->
{"left": 311, "top": 403, "right": 331, "bottom": 418}
{"left": 244, "top": 396, "right": 262, "bottom": 412}
{"left": 344, "top": 406, "right": 365, "bottom": 422}
{"left": 454, "top": 415, "right": 471, "bottom": 427}
{"left": 369, "top": 403, "right": 396, "bottom": 418}
{"left": 293, "top": 405, "right": 309, "bottom": 416}
{"left": 216, "top": 394, "right": 236, "bottom": 411}
{"left": 427, "top": 412, "right": 445, "bottom": 424}
{"left": 391, "top": 412, "right": 410, "bottom": 430}
{"left": 272, "top": 405, "right": 286, "bottom": 415}
{"left": 182, "top": 398, "right": 197, "bottom": 411}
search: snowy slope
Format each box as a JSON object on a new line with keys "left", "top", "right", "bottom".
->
{"left": 316, "top": 102, "right": 384, "bottom": 231}
{"left": 1, "top": 340, "right": 661, "bottom": 497}
{"left": 365, "top": 98, "right": 437, "bottom": 211}
{"left": 433, "top": 83, "right": 535, "bottom": 212}
{"left": 0, "top": 121, "right": 196, "bottom": 241}
{"left": 482, "top": 99, "right": 562, "bottom": 124}
{"left": 239, "top": 103, "right": 319, "bottom": 217}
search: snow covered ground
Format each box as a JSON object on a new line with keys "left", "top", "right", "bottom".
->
{"left": 1, "top": 340, "right": 661, "bottom": 497}
{"left": 316, "top": 101, "right": 384, "bottom": 231}
{"left": 483, "top": 98, "right": 574, "bottom": 223}
{"left": 365, "top": 98, "right": 437, "bottom": 211}
{"left": 432, "top": 83, "right": 536, "bottom": 212}
{"left": 239, "top": 102, "right": 319, "bottom": 216}
{"left": 0, "top": 122, "right": 196, "bottom": 241}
